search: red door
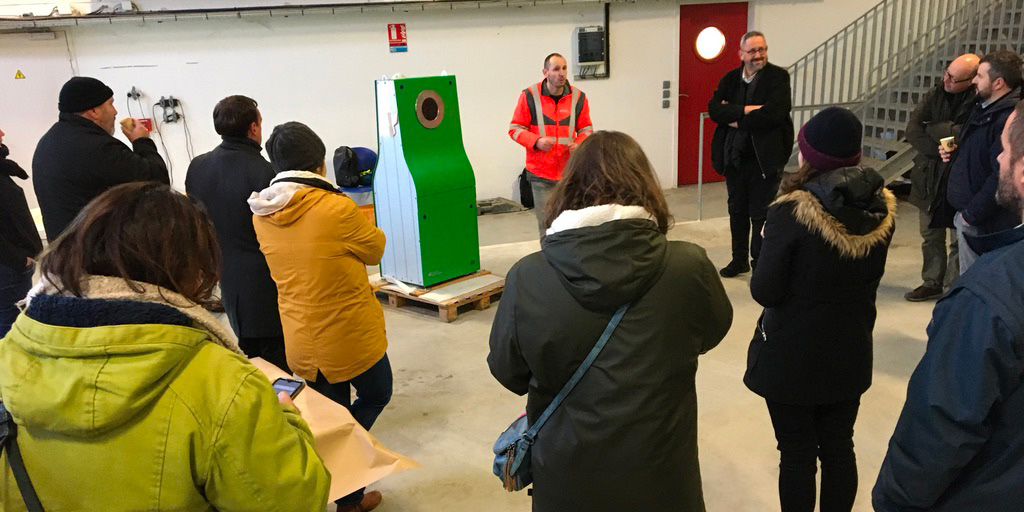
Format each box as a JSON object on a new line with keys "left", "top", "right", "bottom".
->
{"left": 678, "top": 2, "right": 748, "bottom": 186}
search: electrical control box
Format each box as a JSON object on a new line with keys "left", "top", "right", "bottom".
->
{"left": 573, "top": 26, "right": 605, "bottom": 65}
{"left": 572, "top": 26, "right": 606, "bottom": 79}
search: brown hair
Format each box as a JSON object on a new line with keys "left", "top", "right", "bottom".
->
{"left": 39, "top": 182, "right": 221, "bottom": 304}
{"left": 213, "top": 95, "right": 259, "bottom": 138}
{"left": 980, "top": 51, "right": 1023, "bottom": 90}
{"left": 1011, "top": 100, "right": 1024, "bottom": 163}
{"left": 544, "top": 131, "right": 673, "bottom": 233}
{"left": 544, "top": 53, "right": 565, "bottom": 69}
{"left": 779, "top": 161, "right": 827, "bottom": 196}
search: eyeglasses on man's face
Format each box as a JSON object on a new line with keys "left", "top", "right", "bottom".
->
{"left": 743, "top": 47, "right": 768, "bottom": 56}
{"left": 944, "top": 71, "right": 976, "bottom": 84}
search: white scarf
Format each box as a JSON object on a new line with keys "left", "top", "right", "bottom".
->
{"left": 546, "top": 204, "right": 655, "bottom": 236}
{"left": 248, "top": 170, "right": 338, "bottom": 216}
{"left": 24, "top": 274, "right": 243, "bottom": 355}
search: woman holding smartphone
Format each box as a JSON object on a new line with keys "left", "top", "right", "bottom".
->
{"left": 0, "top": 182, "right": 330, "bottom": 510}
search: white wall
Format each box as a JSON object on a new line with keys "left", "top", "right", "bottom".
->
{"left": 2, "top": 1, "right": 680, "bottom": 208}
{"left": 1, "top": 0, "right": 883, "bottom": 210}
{"left": 1, "top": 0, "right": 435, "bottom": 16}
{"left": 0, "top": 32, "right": 74, "bottom": 208}
{"left": 750, "top": 0, "right": 880, "bottom": 66}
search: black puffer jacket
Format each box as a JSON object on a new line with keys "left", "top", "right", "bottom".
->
{"left": 0, "top": 145, "right": 42, "bottom": 271}
{"left": 32, "top": 113, "right": 168, "bottom": 241}
{"left": 745, "top": 168, "right": 896, "bottom": 405}
{"left": 488, "top": 213, "right": 733, "bottom": 512}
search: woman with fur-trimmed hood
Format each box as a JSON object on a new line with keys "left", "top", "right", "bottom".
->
{"left": 745, "top": 107, "right": 896, "bottom": 512}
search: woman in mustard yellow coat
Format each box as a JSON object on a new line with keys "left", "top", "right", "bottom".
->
{"left": 249, "top": 122, "right": 390, "bottom": 512}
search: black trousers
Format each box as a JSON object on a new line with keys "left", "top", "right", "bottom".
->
{"left": 725, "top": 166, "right": 780, "bottom": 264}
{"left": 766, "top": 399, "right": 861, "bottom": 512}
{"left": 237, "top": 335, "right": 290, "bottom": 374}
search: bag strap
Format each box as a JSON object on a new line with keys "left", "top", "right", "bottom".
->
{"left": 521, "top": 303, "right": 629, "bottom": 445}
{"left": 0, "top": 404, "right": 45, "bottom": 512}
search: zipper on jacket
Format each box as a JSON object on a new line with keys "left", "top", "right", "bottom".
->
{"left": 757, "top": 313, "right": 768, "bottom": 342}
{"left": 751, "top": 133, "right": 767, "bottom": 179}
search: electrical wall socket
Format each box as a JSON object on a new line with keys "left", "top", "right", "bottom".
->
{"left": 156, "top": 95, "right": 181, "bottom": 123}
{"left": 158, "top": 96, "right": 179, "bottom": 109}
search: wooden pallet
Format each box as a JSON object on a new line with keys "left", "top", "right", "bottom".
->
{"left": 370, "top": 271, "right": 505, "bottom": 322}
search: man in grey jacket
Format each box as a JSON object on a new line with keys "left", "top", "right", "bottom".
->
{"left": 903, "top": 54, "right": 978, "bottom": 301}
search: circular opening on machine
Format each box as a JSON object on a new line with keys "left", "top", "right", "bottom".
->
{"left": 422, "top": 97, "right": 440, "bottom": 121}
{"left": 695, "top": 26, "right": 727, "bottom": 62}
{"left": 415, "top": 90, "right": 445, "bottom": 129}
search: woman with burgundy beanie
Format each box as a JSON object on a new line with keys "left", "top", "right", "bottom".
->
{"left": 745, "top": 107, "right": 896, "bottom": 512}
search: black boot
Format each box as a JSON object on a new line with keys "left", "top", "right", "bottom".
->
{"left": 719, "top": 259, "right": 751, "bottom": 278}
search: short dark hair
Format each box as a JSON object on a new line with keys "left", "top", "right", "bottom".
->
{"left": 40, "top": 182, "right": 221, "bottom": 304}
{"left": 741, "top": 31, "right": 766, "bottom": 48}
{"left": 266, "top": 121, "right": 326, "bottom": 173}
{"left": 545, "top": 131, "right": 673, "bottom": 233}
{"left": 980, "top": 51, "right": 1024, "bottom": 90}
{"left": 1011, "top": 100, "right": 1024, "bottom": 164}
{"left": 213, "top": 95, "right": 259, "bottom": 138}
{"left": 544, "top": 53, "right": 565, "bottom": 69}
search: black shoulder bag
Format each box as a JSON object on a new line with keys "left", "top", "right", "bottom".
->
{"left": 0, "top": 403, "right": 45, "bottom": 511}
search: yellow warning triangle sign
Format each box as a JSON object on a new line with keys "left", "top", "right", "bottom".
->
{"left": 14, "top": 70, "right": 25, "bottom": 80}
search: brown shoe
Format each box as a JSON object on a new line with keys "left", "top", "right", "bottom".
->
{"left": 337, "top": 491, "right": 382, "bottom": 512}
{"left": 904, "top": 284, "right": 943, "bottom": 302}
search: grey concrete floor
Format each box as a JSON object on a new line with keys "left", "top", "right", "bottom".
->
{"left": 357, "top": 182, "right": 936, "bottom": 511}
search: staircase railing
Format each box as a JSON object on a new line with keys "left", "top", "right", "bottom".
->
{"left": 786, "top": 0, "right": 974, "bottom": 130}
{"left": 858, "top": 0, "right": 1022, "bottom": 184}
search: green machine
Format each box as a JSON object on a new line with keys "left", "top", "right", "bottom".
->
{"left": 373, "top": 75, "right": 481, "bottom": 288}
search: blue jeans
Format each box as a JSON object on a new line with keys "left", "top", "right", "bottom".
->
{"left": 309, "top": 354, "right": 393, "bottom": 506}
{"left": 526, "top": 172, "right": 558, "bottom": 238}
{"left": 954, "top": 212, "right": 980, "bottom": 275}
{"left": 0, "top": 263, "right": 33, "bottom": 338}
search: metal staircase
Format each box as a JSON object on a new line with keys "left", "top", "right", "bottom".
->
{"left": 785, "top": 0, "right": 1024, "bottom": 182}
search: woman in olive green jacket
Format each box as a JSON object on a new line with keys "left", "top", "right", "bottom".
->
{"left": 0, "top": 182, "right": 331, "bottom": 511}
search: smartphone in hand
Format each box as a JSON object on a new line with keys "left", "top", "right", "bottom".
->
{"left": 272, "top": 377, "right": 305, "bottom": 399}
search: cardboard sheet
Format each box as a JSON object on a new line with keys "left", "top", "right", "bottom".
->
{"left": 250, "top": 358, "right": 418, "bottom": 501}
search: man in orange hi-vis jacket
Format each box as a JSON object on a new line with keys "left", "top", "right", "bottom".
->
{"left": 509, "top": 52, "right": 594, "bottom": 237}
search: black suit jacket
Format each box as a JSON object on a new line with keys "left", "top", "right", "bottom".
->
{"left": 708, "top": 62, "right": 795, "bottom": 177}
{"left": 185, "top": 137, "right": 282, "bottom": 338}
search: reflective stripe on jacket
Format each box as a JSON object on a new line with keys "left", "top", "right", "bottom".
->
{"left": 508, "top": 80, "right": 593, "bottom": 181}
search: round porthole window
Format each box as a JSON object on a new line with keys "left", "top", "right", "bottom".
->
{"left": 695, "top": 26, "right": 727, "bottom": 62}
{"left": 416, "top": 90, "right": 444, "bottom": 129}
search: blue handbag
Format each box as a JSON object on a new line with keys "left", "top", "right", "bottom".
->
{"left": 492, "top": 304, "right": 629, "bottom": 491}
